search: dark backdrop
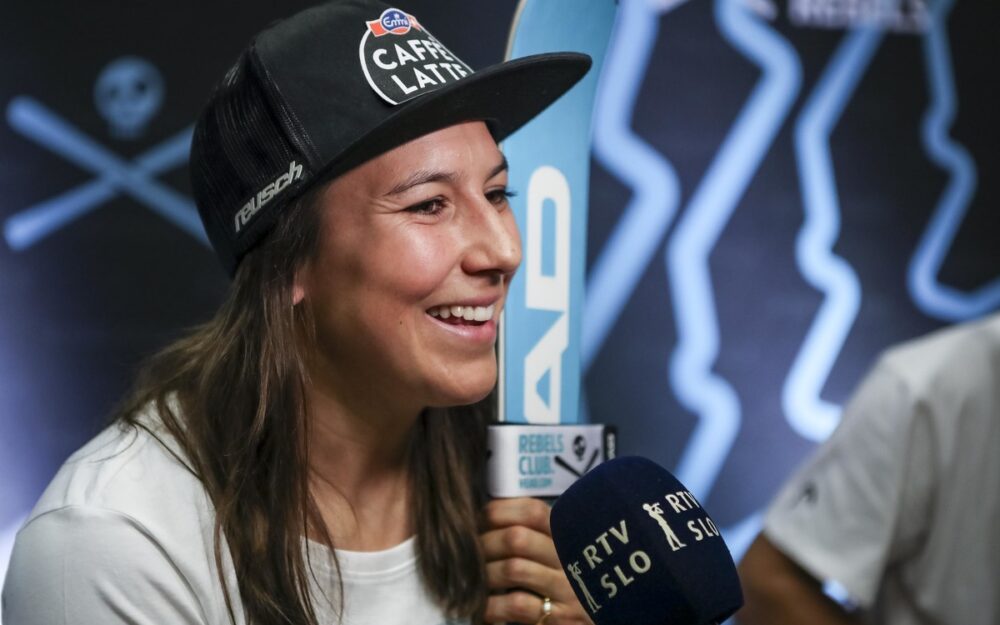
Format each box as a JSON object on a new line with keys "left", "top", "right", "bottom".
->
{"left": 1, "top": 0, "right": 997, "bottom": 585}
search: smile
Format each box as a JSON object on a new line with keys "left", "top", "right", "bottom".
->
{"left": 427, "top": 304, "right": 495, "bottom": 324}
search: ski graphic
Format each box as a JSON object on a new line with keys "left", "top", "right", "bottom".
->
{"left": 499, "top": 0, "right": 617, "bottom": 426}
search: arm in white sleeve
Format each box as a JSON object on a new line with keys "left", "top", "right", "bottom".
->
{"left": 761, "top": 358, "right": 934, "bottom": 609}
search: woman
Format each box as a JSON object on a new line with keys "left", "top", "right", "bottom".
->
{"left": 2, "top": 1, "right": 593, "bottom": 624}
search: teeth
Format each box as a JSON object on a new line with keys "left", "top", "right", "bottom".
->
{"left": 429, "top": 304, "right": 495, "bottom": 322}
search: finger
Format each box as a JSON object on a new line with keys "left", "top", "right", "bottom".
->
{"left": 484, "top": 591, "right": 592, "bottom": 625}
{"left": 485, "top": 557, "right": 570, "bottom": 599}
{"left": 483, "top": 497, "right": 552, "bottom": 535}
{"left": 484, "top": 589, "right": 543, "bottom": 624}
{"left": 481, "top": 525, "right": 561, "bottom": 570}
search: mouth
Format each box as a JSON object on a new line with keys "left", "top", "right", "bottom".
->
{"left": 427, "top": 304, "right": 496, "bottom": 326}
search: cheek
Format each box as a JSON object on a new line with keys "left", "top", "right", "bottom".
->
{"left": 372, "top": 229, "right": 457, "bottom": 300}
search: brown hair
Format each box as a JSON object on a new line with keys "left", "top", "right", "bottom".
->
{"left": 114, "top": 188, "right": 490, "bottom": 624}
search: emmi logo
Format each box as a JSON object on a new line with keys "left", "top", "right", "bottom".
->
{"left": 234, "top": 160, "right": 303, "bottom": 233}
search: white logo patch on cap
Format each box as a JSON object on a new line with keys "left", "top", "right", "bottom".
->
{"left": 359, "top": 8, "right": 474, "bottom": 105}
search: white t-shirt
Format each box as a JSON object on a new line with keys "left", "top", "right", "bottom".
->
{"left": 764, "top": 314, "right": 1000, "bottom": 625}
{"left": 1, "top": 416, "right": 467, "bottom": 625}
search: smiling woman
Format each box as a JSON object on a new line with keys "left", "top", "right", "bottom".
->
{"left": 0, "top": 1, "right": 592, "bottom": 625}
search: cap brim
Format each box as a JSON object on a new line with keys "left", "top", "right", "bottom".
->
{"left": 317, "top": 51, "right": 592, "bottom": 182}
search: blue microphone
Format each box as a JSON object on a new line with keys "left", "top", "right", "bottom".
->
{"left": 550, "top": 456, "right": 743, "bottom": 625}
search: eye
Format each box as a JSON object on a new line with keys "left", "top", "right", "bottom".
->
{"left": 404, "top": 197, "right": 446, "bottom": 215}
{"left": 487, "top": 188, "right": 516, "bottom": 207}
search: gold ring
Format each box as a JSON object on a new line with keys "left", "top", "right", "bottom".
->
{"left": 537, "top": 596, "right": 553, "bottom": 625}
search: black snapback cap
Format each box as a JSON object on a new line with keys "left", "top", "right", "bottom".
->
{"left": 190, "top": 0, "right": 592, "bottom": 275}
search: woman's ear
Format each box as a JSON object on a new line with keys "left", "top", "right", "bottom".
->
{"left": 292, "top": 266, "right": 307, "bottom": 306}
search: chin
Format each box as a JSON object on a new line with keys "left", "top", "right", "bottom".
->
{"left": 428, "top": 365, "right": 497, "bottom": 408}
{"left": 433, "top": 385, "right": 494, "bottom": 409}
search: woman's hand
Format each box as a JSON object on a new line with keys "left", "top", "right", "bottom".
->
{"left": 480, "top": 497, "right": 594, "bottom": 625}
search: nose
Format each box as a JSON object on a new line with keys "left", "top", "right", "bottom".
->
{"left": 460, "top": 193, "right": 522, "bottom": 282}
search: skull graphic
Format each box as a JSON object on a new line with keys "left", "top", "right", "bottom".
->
{"left": 573, "top": 435, "right": 587, "bottom": 461}
{"left": 94, "top": 56, "right": 164, "bottom": 139}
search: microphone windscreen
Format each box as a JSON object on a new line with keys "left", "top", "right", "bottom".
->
{"left": 550, "top": 456, "right": 742, "bottom": 625}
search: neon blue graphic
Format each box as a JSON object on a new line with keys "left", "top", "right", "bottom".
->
{"left": 908, "top": 0, "right": 997, "bottom": 320}
{"left": 94, "top": 56, "right": 165, "bottom": 140}
{"left": 583, "top": 0, "right": 681, "bottom": 370}
{"left": 667, "top": 0, "right": 801, "bottom": 497}
{"left": 4, "top": 97, "right": 205, "bottom": 249}
{"left": 783, "top": 27, "right": 883, "bottom": 442}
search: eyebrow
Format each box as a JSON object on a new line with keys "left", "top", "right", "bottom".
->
{"left": 384, "top": 155, "right": 509, "bottom": 197}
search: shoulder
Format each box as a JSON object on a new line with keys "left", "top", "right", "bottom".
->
{"left": 4, "top": 411, "right": 239, "bottom": 624}
{"left": 3, "top": 503, "right": 209, "bottom": 623}
{"left": 27, "top": 416, "right": 207, "bottom": 534}
{"left": 23, "top": 405, "right": 219, "bottom": 567}
{"left": 876, "top": 313, "right": 1000, "bottom": 404}
{"left": 826, "top": 314, "right": 1000, "bottom": 446}
{"left": 799, "top": 316, "right": 1000, "bottom": 478}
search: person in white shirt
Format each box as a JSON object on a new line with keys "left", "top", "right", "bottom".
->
{"left": 738, "top": 313, "right": 1000, "bottom": 625}
{"left": 2, "top": 2, "right": 594, "bottom": 624}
